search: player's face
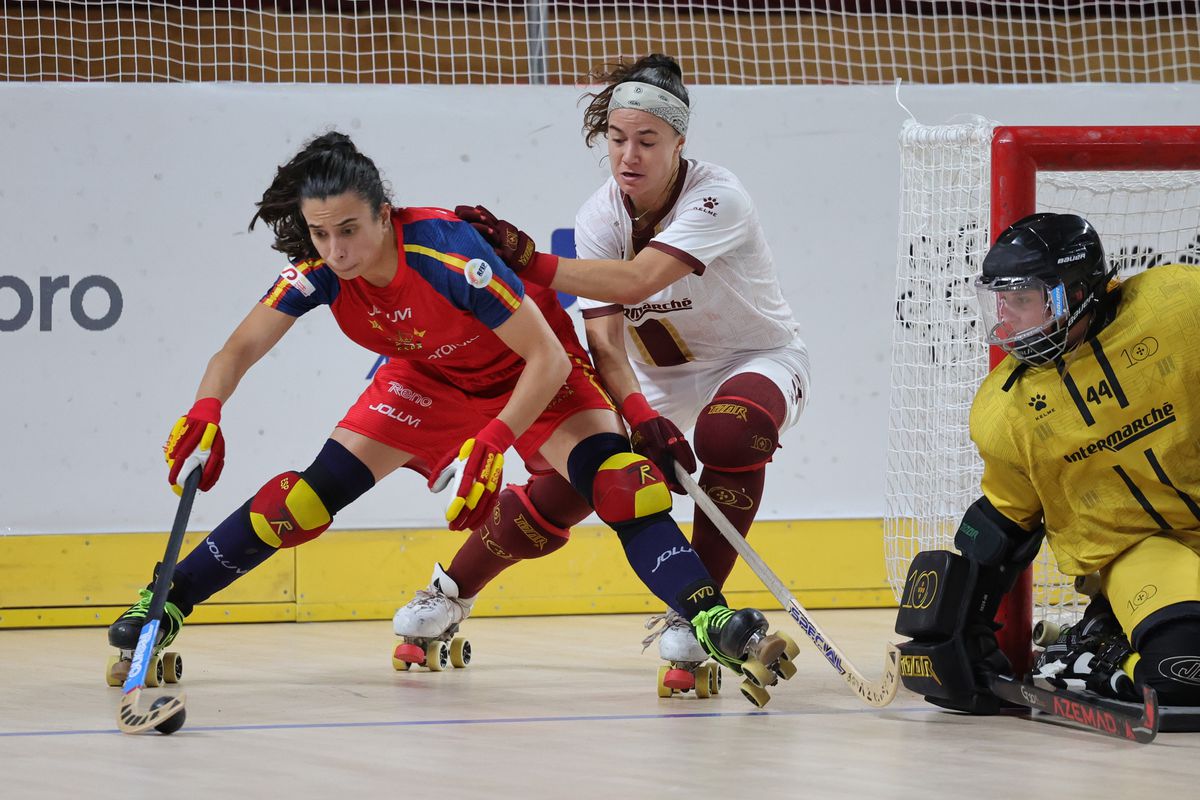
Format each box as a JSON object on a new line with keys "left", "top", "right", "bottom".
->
{"left": 993, "top": 287, "right": 1051, "bottom": 338}
{"left": 606, "top": 109, "right": 682, "bottom": 211}
{"left": 301, "top": 193, "right": 392, "bottom": 283}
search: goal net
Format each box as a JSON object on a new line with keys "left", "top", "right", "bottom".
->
{"left": 887, "top": 118, "right": 1200, "bottom": 668}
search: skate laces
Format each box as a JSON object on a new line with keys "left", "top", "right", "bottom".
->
{"left": 690, "top": 606, "right": 743, "bottom": 672}
{"left": 124, "top": 588, "right": 184, "bottom": 648}
{"left": 409, "top": 584, "right": 472, "bottom": 622}
{"left": 640, "top": 611, "right": 693, "bottom": 652}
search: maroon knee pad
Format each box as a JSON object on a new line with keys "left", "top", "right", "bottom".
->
{"left": 693, "top": 374, "right": 784, "bottom": 472}
{"left": 476, "top": 481, "right": 572, "bottom": 562}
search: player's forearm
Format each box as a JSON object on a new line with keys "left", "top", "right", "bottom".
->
{"left": 552, "top": 258, "right": 652, "bottom": 306}
{"left": 194, "top": 346, "right": 256, "bottom": 404}
{"left": 496, "top": 345, "right": 572, "bottom": 438}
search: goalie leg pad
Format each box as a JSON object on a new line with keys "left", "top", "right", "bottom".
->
{"left": 896, "top": 549, "right": 977, "bottom": 639}
{"left": 693, "top": 381, "right": 782, "bottom": 472}
{"left": 1133, "top": 608, "right": 1200, "bottom": 706}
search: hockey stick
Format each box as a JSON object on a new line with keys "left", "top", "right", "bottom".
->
{"left": 988, "top": 674, "right": 1158, "bottom": 744}
{"left": 675, "top": 464, "right": 900, "bottom": 707}
{"left": 116, "top": 467, "right": 199, "bottom": 734}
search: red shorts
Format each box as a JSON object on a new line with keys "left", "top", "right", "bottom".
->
{"left": 338, "top": 352, "right": 615, "bottom": 478}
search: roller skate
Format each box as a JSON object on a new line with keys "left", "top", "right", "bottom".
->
{"left": 105, "top": 587, "right": 185, "bottom": 688}
{"left": 692, "top": 605, "right": 800, "bottom": 707}
{"left": 643, "top": 611, "right": 722, "bottom": 699}
{"left": 1033, "top": 597, "right": 1138, "bottom": 701}
{"left": 391, "top": 563, "right": 475, "bottom": 672}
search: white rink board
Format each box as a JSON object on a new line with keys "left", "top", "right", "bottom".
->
{"left": 1, "top": 83, "right": 1198, "bottom": 534}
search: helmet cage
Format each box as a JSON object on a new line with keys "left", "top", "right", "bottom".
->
{"left": 975, "top": 274, "right": 1080, "bottom": 365}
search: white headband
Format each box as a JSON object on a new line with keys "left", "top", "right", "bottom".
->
{"left": 608, "top": 81, "right": 689, "bottom": 136}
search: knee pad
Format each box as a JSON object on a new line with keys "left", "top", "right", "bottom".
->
{"left": 1133, "top": 611, "right": 1200, "bottom": 705}
{"left": 475, "top": 483, "right": 571, "bottom": 562}
{"left": 249, "top": 471, "right": 333, "bottom": 549}
{"left": 567, "top": 433, "right": 672, "bottom": 528}
{"left": 693, "top": 396, "right": 780, "bottom": 472}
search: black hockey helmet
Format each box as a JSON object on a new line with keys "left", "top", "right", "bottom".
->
{"left": 975, "top": 213, "right": 1113, "bottom": 365}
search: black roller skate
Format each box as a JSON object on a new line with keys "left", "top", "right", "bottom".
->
{"left": 691, "top": 605, "right": 800, "bottom": 707}
{"left": 1033, "top": 597, "right": 1138, "bottom": 701}
{"left": 105, "top": 587, "right": 185, "bottom": 688}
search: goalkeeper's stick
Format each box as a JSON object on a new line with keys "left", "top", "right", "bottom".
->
{"left": 117, "top": 467, "right": 199, "bottom": 734}
{"left": 988, "top": 674, "right": 1158, "bottom": 744}
{"left": 676, "top": 464, "right": 900, "bottom": 707}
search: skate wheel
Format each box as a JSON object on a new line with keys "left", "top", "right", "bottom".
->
{"left": 426, "top": 640, "right": 449, "bottom": 672}
{"left": 777, "top": 632, "right": 801, "bottom": 661}
{"left": 449, "top": 637, "right": 472, "bottom": 669}
{"left": 393, "top": 642, "right": 425, "bottom": 667}
{"left": 663, "top": 668, "right": 694, "bottom": 692}
{"left": 143, "top": 655, "right": 164, "bottom": 688}
{"left": 694, "top": 664, "right": 712, "bottom": 699}
{"left": 162, "top": 652, "right": 183, "bottom": 684}
{"left": 740, "top": 679, "right": 771, "bottom": 708}
{"left": 710, "top": 664, "right": 722, "bottom": 695}
{"left": 1033, "top": 620, "right": 1062, "bottom": 647}
{"left": 773, "top": 656, "right": 799, "bottom": 681}
{"left": 656, "top": 665, "right": 674, "bottom": 698}
{"left": 740, "top": 658, "right": 773, "bottom": 689}
{"left": 391, "top": 655, "right": 412, "bottom": 671}
{"left": 1074, "top": 573, "right": 1101, "bottom": 597}
{"left": 105, "top": 656, "right": 128, "bottom": 687}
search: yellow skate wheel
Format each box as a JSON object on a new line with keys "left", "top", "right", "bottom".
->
{"left": 740, "top": 679, "right": 771, "bottom": 708}
{"left": 740, "top": 658, "right": 773, "bottom": 689}
{"left": 1033, "top": 620, "right": 1062, "bottom": 647}
{"left": 449, "top": 637, "right": 472, "bottom": 669}
{"left": 778, "top": 632, "right": 801, "bottom": 661}
{"left": 710, "top": 664, "right": 722, "bottom": 695}
{"left": 426, "top": 640, "right": 449, "bottom": 672}
{"left": 391, "top": 653, "right": 412, "bottom": 671}
{"left": 656, "top": 665, "right": 674, "bottom": 698}
{"left": 773, "top": 656, "right": 798, "bottom": 681}
{"left": 695, "top": 664, "right": 712, "bottom": 699}
{"left": 105, "top": 656, "right": 128, "bottom": 687}
{"left": 162, "top": 652, "right": 183, "bottom": 684}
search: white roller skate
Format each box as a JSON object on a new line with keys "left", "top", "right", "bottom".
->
{"left": 391, "top": 563, "right": 476, "bottom": 672}
{"left": 643, "top": 611, "right": 722, "bottom": 699}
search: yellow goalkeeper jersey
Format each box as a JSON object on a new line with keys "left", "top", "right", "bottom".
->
{"left": 970, "top": 264, "right": 1200, "bottom": 575}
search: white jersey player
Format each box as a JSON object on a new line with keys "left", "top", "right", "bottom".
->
{"left": 456, "top": 53, "right": 810, "bottom": 698}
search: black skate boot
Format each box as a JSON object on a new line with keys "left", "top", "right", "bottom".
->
{"left": 105, "top": 580, "right": 186, "bottom": 689}
{"left": 1033, "top": 598, "right": 1138, "bottom": 701}
{"left": 691, "top": 605, "right": 799, "bottom": 707}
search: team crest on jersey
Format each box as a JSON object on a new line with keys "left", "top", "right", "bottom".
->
{"left": 465, "top": 258, "right": 493, "bottom": 289}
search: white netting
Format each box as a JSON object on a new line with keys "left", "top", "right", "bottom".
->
{"left": 2, "top": 1, "right": 1199, "bottom": 84}
{"left": 887, "top": 119, "right": 1200, "bottom": 630}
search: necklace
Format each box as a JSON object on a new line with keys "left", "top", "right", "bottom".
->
{"left": 629, "top": 162, "right": 680, "bottom": 226}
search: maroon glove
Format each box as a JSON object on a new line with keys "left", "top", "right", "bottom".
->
{"left": 621, "top": 393, "right": 696, "bottom": 494}
{"left": 429, "top": 417, "right": 515, "bottom": 531}
{"left": 454, "top": 204, "right": 559, "bottom": 286}
{"left": 163, "top": 397, "right": 225, "bottom": 494}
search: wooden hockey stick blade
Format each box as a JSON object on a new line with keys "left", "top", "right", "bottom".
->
{"left": 118, "top": 687, "right": 187, "bottom": 734}
{"left": 675, "top": 464, "right": 900, "bottom": 707}
{"left": 988, "top": 674, "right": 1158, "bottom": 744}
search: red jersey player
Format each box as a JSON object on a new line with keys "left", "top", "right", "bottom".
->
{"left": 105, "top": 131, "right": 796, "bottom": 707}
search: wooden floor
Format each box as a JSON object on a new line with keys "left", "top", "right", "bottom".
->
{"left": 1, "top": 609, "right": 1195, "bottom": 798}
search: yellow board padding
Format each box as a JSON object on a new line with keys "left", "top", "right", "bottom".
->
{"left": 0, "top": 519, "right": 893, "bottom": 629}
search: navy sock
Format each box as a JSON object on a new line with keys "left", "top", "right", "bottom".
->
{"left": 616, "top": 519, "right": 725, "bottom": 619}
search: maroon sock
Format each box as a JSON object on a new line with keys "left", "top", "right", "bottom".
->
{"left": 688, "top": 465, "right": 766, "bottom": 588}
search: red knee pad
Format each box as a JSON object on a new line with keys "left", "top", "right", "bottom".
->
{"left": 477, "top": 483, "right": 571, "bottom": 561}
{"left": 693, "top": 396, "right": 780, "bottom": 472}
{"left": 249, "top": 471, "right": 333, "bottom": 549}
{"left": 590, "top": 452, "right": 673, "bottom": 526}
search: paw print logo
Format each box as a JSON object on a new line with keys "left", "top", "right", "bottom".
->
{"left": 702, "top": 197, "right": 719, "bottom": 209}
{"left": 1028, "top": 393, "right": 1047, "bottom": 411}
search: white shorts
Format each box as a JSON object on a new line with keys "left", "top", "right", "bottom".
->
{"left": 632, "top": 334, "right": 811, "bottom": 435}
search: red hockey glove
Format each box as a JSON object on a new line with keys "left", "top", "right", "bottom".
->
{"left": 429, "top": 418, "right": 516, "bottom": 531}
{"left": 164, "top": 397, "right": 225, "bottom": 494}
{"left": 454, "top": 204, "right": 559, "bottom": 286}
{"left": 621, "top": 393, "right": 696, "bottom": 494}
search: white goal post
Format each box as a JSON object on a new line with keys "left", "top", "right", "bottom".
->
{"left": 887, "top": 119, "right": 1200, "bottom": 673}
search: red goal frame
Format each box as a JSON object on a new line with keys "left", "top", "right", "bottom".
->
{"left": 989, "top": 125, "right": 1200, "bottom": 674}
